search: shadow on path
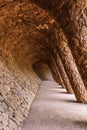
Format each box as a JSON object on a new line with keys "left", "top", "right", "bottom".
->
{"left": 22, "top": 81, "right": 87, "bottom": 130}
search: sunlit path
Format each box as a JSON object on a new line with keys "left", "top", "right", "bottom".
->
{"left": 22, "top": 81, "right": 87, "bottom": 130}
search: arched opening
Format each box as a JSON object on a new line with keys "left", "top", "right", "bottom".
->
{"left": 32, "top": 61, "right": 53, "bottom": 81}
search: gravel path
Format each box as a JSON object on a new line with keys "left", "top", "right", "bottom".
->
{"left": 22, "top": 81, "right": 87, "bottom": 130}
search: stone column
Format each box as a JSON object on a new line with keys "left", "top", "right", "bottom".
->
{"left": 56, "top": 0, "right": 87, "bottom": 88}
{"left": 32, "top": 0, "right": 87, "bottom": 88}
{"left": 48, "top": 56, "right": 65, "bottom": 87}
{"left": 53, "top": 51, "right": 73, "bottom": 94}
{"left": 54, "top": 27, "right": 87, "bottom": 103}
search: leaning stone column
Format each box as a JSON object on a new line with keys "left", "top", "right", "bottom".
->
{"left": 54, "top": 27, "right": 87, "bottom": 103}
{"left": 57, "top": 71, "right": 65, "bottom": 88}
{"left": 32, "top": 0, "right": 87, "bottom": 88}
{"left": 48, "top": 56, "right": 65, "bottom": 87}
{"left": 53, "top": 50, "right": 73, "bottom": 94}
{"left": 56, "top": 0, "right": 87, "bottom": 88}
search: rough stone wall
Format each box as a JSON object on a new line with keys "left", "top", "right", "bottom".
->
{"left": 0, "top": 54, "right": 41, "bottom": 130}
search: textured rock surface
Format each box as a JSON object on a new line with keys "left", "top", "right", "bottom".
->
{"left": 31, "top": 0, "right": 87, "bottom": 88}
{"left": 0, "top": 55, "right": 40, "bottom": 130}
{"left": 0, "top": 0, "right": 87, "bottom": 130}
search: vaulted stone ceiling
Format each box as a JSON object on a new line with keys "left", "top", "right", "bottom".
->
{"left": 0, "top": 0, "right": 52, "bottom": 65}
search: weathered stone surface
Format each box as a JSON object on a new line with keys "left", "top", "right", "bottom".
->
{"left": 0, "top": 0, "right": 87, "bottom": 129}
{"left": 0, "top": 56, "right": 41, "bottom": 130}
{"left": 32, "top": 0, "right": 87, "bottom": 88}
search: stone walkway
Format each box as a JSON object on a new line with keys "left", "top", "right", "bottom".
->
{"left": 22, "top": 81, "right": 87, "bottom": 130}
